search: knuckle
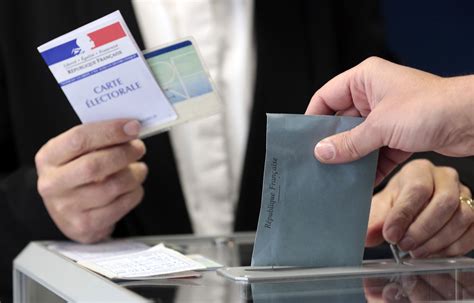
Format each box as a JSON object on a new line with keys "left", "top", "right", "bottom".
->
{"left": 341, "top": 131, "right": 362, "bottom": 160}
{"left": 464, "top": 186, "right": 472, "bottom": 197}
{"left": 105, "top": 177, "right": 125, "bottom": 198}
{"left": 75, "top": 234, "right": 96, "bottom": 244}
{"left": 395, "top": 207, "right": 415, "bottom": 226}
{"left": 102, "top": 128, "right": 114, "bottom": 142}
{"left": 81, "top": 157, "right": 101, "bottom": 180}
{"left": 108, "top": 146, "right": 127, "bottom": 167}
{"left": 360, "top": 117, "right": 383, "bottom": 145}
{"left": 440, "top": 166, "right": 459, "bottom": 181}
{"left": 103, "top": 127, "right": 119, "bottom": 145}
{"left": 410, "top": 159, "right": 433, "bottom": 170}
{"left": 70, "top": 127, "right": 88, "bottom": 153}
{"left": 363, "top": 56, "right": 384, "bottom": 67}
{"left": 52, "top": 201, "right": 69, "bottom": 216}
{"left": 408, "top": 181, "right": 432, "bottom": 200}
{"left": 418, "top": 220, "right": 436, "bottom": 237}
{"left": 37, "top": 177, "right": 55, "bottom": 198}
{"left": 436, "top": 192, "right": 459, "bottom": 214}
{"left": 362, "top": 115, "right": 378, "bottom": 131}
{"left": 71, "top": 216, "right": 93, "bottom": 242}
{"left": 445, "top": 243, "right": 464, "bottom": 257}
{"left": 34, "top": 149, "right": 48, "bottom": 168}
{"left": 88, "top": 229, "right": 111, "bottom": 244}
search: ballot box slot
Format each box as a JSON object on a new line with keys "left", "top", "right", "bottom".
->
{"left": 217, "top": 257, "right": 474, "bottom": 282}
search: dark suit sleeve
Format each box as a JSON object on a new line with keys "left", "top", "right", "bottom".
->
{"left": 0, "top": 56, "right": 60, "bottom": 235}
{"left": 0, "top": 32, "right": 64, "bottom": 301}
{"left": 0, "top": 40, "right": 14, "bottom": 180}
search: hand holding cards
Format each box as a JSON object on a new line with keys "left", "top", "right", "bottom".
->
{"left": 38, "top": 11, "right": 221, "bottom": 137}
{"left": 34, "top": 11, "right": 221, "bottom": 244}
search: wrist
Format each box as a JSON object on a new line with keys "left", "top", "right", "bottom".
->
{"left": 442, "top": 76, "right": 474, "bottom": 155}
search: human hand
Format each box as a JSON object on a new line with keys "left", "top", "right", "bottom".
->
{"left": 366, "top": 159, "right": 474, "bottom": 258}
{"left": 35, "top": 119, "right": 148, "bottom": 243}
{"left": 305, "top": 57, "right": 474, "bottom": 184}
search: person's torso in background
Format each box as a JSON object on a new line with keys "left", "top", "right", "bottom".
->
{"left": 132, "top": 0, "right": 256, "bottom": 235}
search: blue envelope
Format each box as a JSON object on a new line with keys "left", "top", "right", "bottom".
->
{"left": 252, "top": 114, "right": 378, "bottom": 267}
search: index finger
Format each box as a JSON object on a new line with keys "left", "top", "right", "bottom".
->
{"left": 399, "top": 167, "right": 460, "bottom": 252}
{"left": 305, "top": 57, "right": 388, "bottom": 117}
{"left": 40, "top": 119, "right": 141, "bottom": 166}
{"left": 305, "top": 67, "right": 355, "bottom": 116}
{"left": 382, "top": 164, "right": 435, "bottom": 244}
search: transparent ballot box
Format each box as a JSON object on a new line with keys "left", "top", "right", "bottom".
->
{"left": 14, "top": 233, "right": 474, "bottom": 302}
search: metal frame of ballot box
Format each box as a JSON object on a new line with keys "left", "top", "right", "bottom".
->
{"left": 217, "top": 257, "right": 474, "bottom": 282}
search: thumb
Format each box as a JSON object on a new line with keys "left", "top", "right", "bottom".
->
{"left": 365, "top": 219, "right": 385, "bottom": 247}
{"left": 366, "top": 206, "right": 387, "bottom": 247}
{"left": 366, "top": 192, "right": 392, "bottom": 247}
{"left": 314, "top": 122, "right": 382, "bottom": 163}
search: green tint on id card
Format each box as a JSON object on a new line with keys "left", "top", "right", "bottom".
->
{"left": 145, "top": 40, "right": 213, "bottom": 104}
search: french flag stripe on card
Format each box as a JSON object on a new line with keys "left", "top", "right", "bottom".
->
{"left": 89, "top": 22, "right": 126, "bottom": 48}
{"left": 40, "top": 39, "right": 80, "bottom": 66}
{"left": 40, "top": 22, "right": 127, "bottom": 66}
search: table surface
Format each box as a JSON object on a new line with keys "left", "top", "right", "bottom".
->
{"left": 14, "top": 233, "right": 474, "bottom": 302}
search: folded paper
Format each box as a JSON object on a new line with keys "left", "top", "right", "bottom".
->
{"left": 252, "top": 114, "right": 378, "bottom": 267}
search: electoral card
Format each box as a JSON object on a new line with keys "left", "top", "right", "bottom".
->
{"left": 37, "top": 11, "right": 177, "bottom": 137}
{"left": 141, "top": 38, "right": 222, "bottom": 137}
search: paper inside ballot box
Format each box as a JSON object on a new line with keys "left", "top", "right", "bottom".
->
{"left": 252, "top": 114, "right": 378, "bottom": 267}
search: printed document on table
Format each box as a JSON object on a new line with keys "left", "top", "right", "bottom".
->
{"left": 37, "top": 11, "right": 177, "bottom": 137}
{"left": 77, "top": 244, "right": 206, "bottom": 280}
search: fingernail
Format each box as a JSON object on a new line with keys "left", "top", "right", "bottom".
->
{"left": 315, "top": 140, "right": 335, "bottom": 161}
{"left": 385, "top": 226, "right": 402, "bottom": 244}
{"left": 124, "top": 120, "right": 141, "bottom": 136}
{"left": 411, "top": 247, "right": 428, "bottom": 258}
{"left": 399, "top": 237, "right": 415, "bottom": 251}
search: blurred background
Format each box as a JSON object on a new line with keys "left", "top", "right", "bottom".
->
{"left": 382, "top": 0, "right": 474, "bottom": 76}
